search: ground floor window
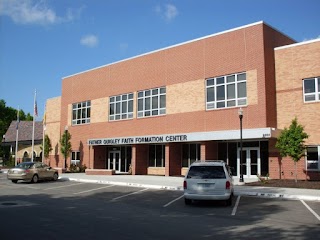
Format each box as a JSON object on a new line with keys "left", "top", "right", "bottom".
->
{"left": 218, "top": 140, "right": 269, "bottom": 177}
{"left": 149, "top": 145, "right": 165, "bottom": 167}
{"left": 182, "top": 143, "right": 200, "bottom": 167}
{"left": 71, "top": 151, "right": 80, "bottom": 165}
{"left": 306, "top": 146, "right": 320, "bottom": 170}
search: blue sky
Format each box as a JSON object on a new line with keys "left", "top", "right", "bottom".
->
{"left": 0, "top": 0, "right": 319, "bottom": 119}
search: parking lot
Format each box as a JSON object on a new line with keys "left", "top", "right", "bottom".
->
{"left": 0, "top": 173, "right": 319, "bottom": 239}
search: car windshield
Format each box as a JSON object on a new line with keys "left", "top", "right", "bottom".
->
{"left": 16, "top": 163, "right": 34, "bottom": 169}
{"left": 187, "top": 166, "right": 226, "bottom": 179}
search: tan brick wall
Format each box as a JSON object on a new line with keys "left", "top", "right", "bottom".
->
{"left": 147, "top": 167, "right": 165, "bottom": 175}
{"left": 45, "top": 97, "right": 61, "bottom": 167}
{"left": 276, "top": 41, "right": 320, "bottom": 145}
{"left": 247, "top": 69, "right": 258, "bottom": 105}
{"left": 167, "top": 79, "right": 205, "bottom": 114}
{"left": 91, "top": 97, "right": 109, "bottom": 123}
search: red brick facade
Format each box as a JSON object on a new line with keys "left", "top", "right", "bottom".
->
{"left": 45, "top": 21, "right": 320, "bottom": 180}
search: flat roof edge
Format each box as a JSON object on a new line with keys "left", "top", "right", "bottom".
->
{"left": 63, "top": 21, "right": 264, "bottom": 79}
{"left": 275, "top": 38, "right": 320, "bottom": 50}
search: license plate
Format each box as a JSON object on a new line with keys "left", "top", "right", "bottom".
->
{"left": 198, "top": 183, "right": 214, "bottom": 188}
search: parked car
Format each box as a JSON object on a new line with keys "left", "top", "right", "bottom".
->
{"left": 183, "top": 160, "right": 234, "bottom": 206}
{"left": 7, "top": 162, "right": 59, "bottom": 183}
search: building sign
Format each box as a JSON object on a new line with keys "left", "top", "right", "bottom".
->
{"left": 88, "top": 134, "right": 188, "bottom": 146}
{"left": 87, "top": 128, "right": 276, "bottom": 146}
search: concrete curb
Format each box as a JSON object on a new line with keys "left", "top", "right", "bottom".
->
{"left": 60, "top": 177, "right": 184, "bottom": 191}
{"left": 60, "top": 177, "right": 320, "bottom": 201}
{"left": 234, "top": 191, "right": 320, "bottom": 201}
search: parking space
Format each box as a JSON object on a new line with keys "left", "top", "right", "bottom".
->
{"left": 1, "top": 177, "right": 320, "bottom": 226}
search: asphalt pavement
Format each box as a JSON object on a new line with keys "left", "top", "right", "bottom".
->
{"left": 58, "top": 172, "right": 320, "bottom": 202}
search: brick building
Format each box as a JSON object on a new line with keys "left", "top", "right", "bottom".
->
{"left": 44, "top": 21, "right": 320, "bottom": 180}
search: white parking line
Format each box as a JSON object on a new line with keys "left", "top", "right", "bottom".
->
{"left": 110, "top": 188, "right": 149, "bottom": 201}
{"left": 300, "top": 200, "right": 320, "bottom": 222}
{"left": 73, "top": 185, "right": 115, "bottom": 195}
{"left": 44, "top": 182, "right": 85, "bottom": 190}
{"left": 163, "top": 194, "right": 184, "bottom": 207}
{"left": 231, "top": 196, "right": 241, "bottom": 216}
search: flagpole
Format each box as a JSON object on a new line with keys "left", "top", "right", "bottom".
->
{"left": 15, "top": 106, "right": 19, "bottom": 166}
{"left": 31, "top": 90, "right": 37, "bottom": 162}
{"left": 42, "top": 103, "right": 46, "bottom": 163}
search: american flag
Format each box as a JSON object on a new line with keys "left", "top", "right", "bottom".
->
{"left": 34, "top": 99, "right": 38, "bottom": 117}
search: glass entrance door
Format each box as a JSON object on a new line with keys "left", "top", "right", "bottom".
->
{"left": 237, "top": 147, "right": 260, "bottom": 178}
{"left": 108, "top": 151, "right": 121, "bottom": 172}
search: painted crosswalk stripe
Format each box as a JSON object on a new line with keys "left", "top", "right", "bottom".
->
{"left": 301, "top": 200, "right": 320, "bottom": 221}
{"left": 73, "top": 185, "right": 115, "bottom": 195}
{"left": 111, "top": 188, "right": 149, "bottom": 201}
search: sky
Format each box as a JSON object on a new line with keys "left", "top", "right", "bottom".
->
{"left": 0, "top": 0, "right": 319, "bottom": 119}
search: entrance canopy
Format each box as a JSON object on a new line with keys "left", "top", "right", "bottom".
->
{"left": 88, "top": 128, "right": 279, "bottom": 146}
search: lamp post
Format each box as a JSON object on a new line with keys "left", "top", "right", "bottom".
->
{"left": 64, "top": 126, "right": 68, "bottom": 169}
{"left": 238, "top": 108, "right": 244, "bottom": 183}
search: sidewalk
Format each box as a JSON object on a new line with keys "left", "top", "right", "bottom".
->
{"left": 59, "top": 173, "right": 320, "bottom": 201}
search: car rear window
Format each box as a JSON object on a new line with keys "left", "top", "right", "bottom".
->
{"left": 16, "top": 163, "right": 34, "bottom": 169}
{"left": 187, "top": 166, "right": 226, "bottom": 179}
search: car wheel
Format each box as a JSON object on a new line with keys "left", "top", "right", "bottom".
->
{"left": 31, "top": 174, "right": 39, "bottom": 183}
{"left": 226, "top": 195, "right": 233, "bottom": 206}
{"left": 52, "top": 173, "right": 58, "bottom": 181}
{"left": 12, "top": 180, "right": 18, "bottom": 183}
{"left": 185, "top": 198, "right": 192, "bottom": 205}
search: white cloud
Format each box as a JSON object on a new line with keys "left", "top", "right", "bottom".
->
{"left": 155, "top": 4, "right": 178, "bottom": 22}
{"left": 80, "top": 34, "right": 99, "bottom": 48}
{"left": 0, "top": 0, "right": 82, "bottom": 25}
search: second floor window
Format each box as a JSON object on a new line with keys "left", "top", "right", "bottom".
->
{"left": 303, "top": 77, "right": 320, "bottom": 102}
{"left": 137, "top": 87, "right": 166, "bottom": 118}
{"left": 72, "top": 101, "right": 91, "bottom": 125}
{"left": 206, "top": 72, "right": 247, "bottom": 110}
{"left": 109, "top": 93, "right": 134, "bottom": 121}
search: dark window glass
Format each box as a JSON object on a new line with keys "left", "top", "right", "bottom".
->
{"left": 187, "top": 166, "right": 226, "bottom": 179}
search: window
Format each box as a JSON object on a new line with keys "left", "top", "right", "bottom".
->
{"left": 109, "top": 93, "right": 134, "bottom": 121}
{"left": 303, "top": 77, "right": 320, "bottom": 102}
{"left": 72, "top": 101, "right": 91, "bottom": 125}
{"left": 149, "top": 145, "right": 165, "bottom": 167}
{"left": 182, "top": 144, "right": 200, "bottom": 167}
{"left": 71, "top": 151, "right": 80, "bottom": 165}
{"left": 137, "top": 87, "right": 166, "bottom": 118}
{"left": 206, "top": 72, "right": 247, "bottom": 110}
{"left": 306, "top": 146, "right": 320, "bottom": 171}
{"left": 186, "top": 166, "right": 226, "bottom": 179}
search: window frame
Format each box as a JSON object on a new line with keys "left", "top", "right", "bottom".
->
{"left": 303, "top": 77, "right": 320, "bottom": 103}
{"left": 109, "top": 93, "right": 134, "bottom": 121}
{"left": 72, "top": 100, "right": 91, "bottom": 125}
{"left": 306, "top": 146, "right": 320, "bottom": 171}
{"left": 137, "top": 87, "right": 166, "bottom": 118}
{"left": 148, "top": 145, "right": 165, "bottom": 167}
{"left": 206, "top": 72, "right": 247, "bottom": 110}
{"left": 182, "top": 143, "right": 201, "bottom": 167}
{"left": 71, "top": 151, "right": 80, "bottom": 166}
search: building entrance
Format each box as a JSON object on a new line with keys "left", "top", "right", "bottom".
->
{"left": 107, "top": 150, "right": 121, "bottom": 172}
{"left": 237, "top": 147, "right": 260, "bottom": 178}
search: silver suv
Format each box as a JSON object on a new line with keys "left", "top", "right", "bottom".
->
{"left": 183, "top": 160, "right": 234, "bottom": 206}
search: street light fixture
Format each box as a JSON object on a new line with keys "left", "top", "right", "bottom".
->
{"left": 64, "top": 125, "right": 68, "bottom": 169}
{"left": 238, "top": 108, "right": 244, "bottom": 183}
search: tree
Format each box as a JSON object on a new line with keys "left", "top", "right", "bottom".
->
{"left": 0, "top": 99, "right": 33, "bottom": 163}
{"left": 60, "top": 130, "right": 72, "bottom": 168}
{"left": 40, "top": 134, "right": 53, "bottom": 159}
{"left": 275, "top": 117, "right": 309, "bottom": 183}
